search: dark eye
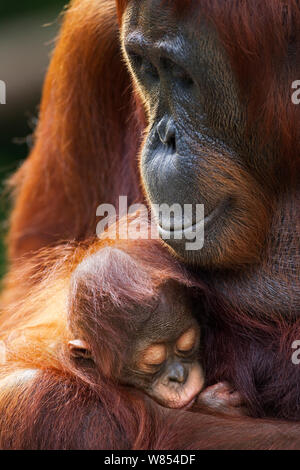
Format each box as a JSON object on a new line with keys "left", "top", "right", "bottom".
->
{"left": 161, "top": 57, "right": 194, "bottom": 88}
{"left": 128, "top": 51, "right": 143, "bottom": 70}
{"left": 173, "top": 69, "right": 194, "bottom": 87}
{"left": 142, "top": 60, "right": 159, "bottom": 80}
{"left": 128, "top": 52, "right": 159, "bottom": 81}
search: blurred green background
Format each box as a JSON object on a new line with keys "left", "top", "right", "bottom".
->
{"left": 0, "top": 1, "right": 66, "bottom": 277}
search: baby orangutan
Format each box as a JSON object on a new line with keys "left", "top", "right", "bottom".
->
{"left": 67, "top": 245, "right": 245, "bottom": 413}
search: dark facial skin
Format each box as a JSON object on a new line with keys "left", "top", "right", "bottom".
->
{"left": 119, "top": 285, "right": 204, "bottom": 409}
{"left": 120, "top": 0, "right": 275, "bottom": 270}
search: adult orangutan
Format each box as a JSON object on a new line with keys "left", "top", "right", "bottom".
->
{"left": 1, "top": 0, "right": 300, "bottom": 449}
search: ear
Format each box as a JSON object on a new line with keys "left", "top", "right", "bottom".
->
{"left": 68, "top": 339, "right": 92, "bottom": 360}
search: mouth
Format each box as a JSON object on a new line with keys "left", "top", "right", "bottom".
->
{"left": 157, "top": 199, "right": 227, "bottom": 239}
{"left": 167, "top": 390, "right": 200, "bottom": 410}
{"left": 153, "top": 364, "right": 204, "bottom": 409}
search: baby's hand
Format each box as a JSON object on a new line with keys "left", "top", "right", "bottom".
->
{"left": 197, "top": 382, "right": 247, "bottom": 417}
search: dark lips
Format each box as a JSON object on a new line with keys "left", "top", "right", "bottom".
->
{"left": 157, "top": 198, "right": 228, "bottom": 239}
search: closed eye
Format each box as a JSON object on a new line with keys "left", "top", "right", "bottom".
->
{"left": 176, "top": 327, "right": 198, "bottom": 354}
{"left": 138, "top": 343, "right": 167, "bottom": 372}
{"left": 127, "top": 51, "right": 159, "bottom": 81}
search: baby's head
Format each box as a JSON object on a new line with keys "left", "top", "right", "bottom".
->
{"left": 67, "top": 245, "right": 204, "bottom": 409}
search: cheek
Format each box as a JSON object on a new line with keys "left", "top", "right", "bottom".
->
{"left": 195, "top": 150, "right": 271, "bottom": 266}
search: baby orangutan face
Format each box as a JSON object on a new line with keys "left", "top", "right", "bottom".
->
{"left": 125, "top": 326, "right": 203, "bottom": 409}
{"left": 118, "top": 284, "right": 204, "bottom": 409}
{"left": 68, "top": 248, "right": 245, "bottom": 415}
{"left": 69, "top": 280, "right": 204, "bottom": 409}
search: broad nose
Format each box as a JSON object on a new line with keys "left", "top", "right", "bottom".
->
{"left": 167, "top": 363, "right": 188, "bottom": 385}
{"left": 157, "top": 117, "right": 176, "bottom": 150}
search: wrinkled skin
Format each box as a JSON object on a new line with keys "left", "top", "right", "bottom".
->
{"left": 121, "top": 0, "right": 300, "bottom": 318}
{"left": 119, "top": 283, "right": 204, "bottom": 409}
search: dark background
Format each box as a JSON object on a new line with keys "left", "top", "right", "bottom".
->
{"left": 0, "top": 1, "right": 66, "bottom": 277}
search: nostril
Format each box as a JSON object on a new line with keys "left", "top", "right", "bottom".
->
{"left": 168, "top": 134, "right": 176, "bottom": 152}
{"left": 167, "top": 363, "right": 187, "bottom": 384}
{"left": 169, "top": 375, "right": 183, "bottom": 384}
{"left": 157, "top": 117, "right": 176, "bottom": 151}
